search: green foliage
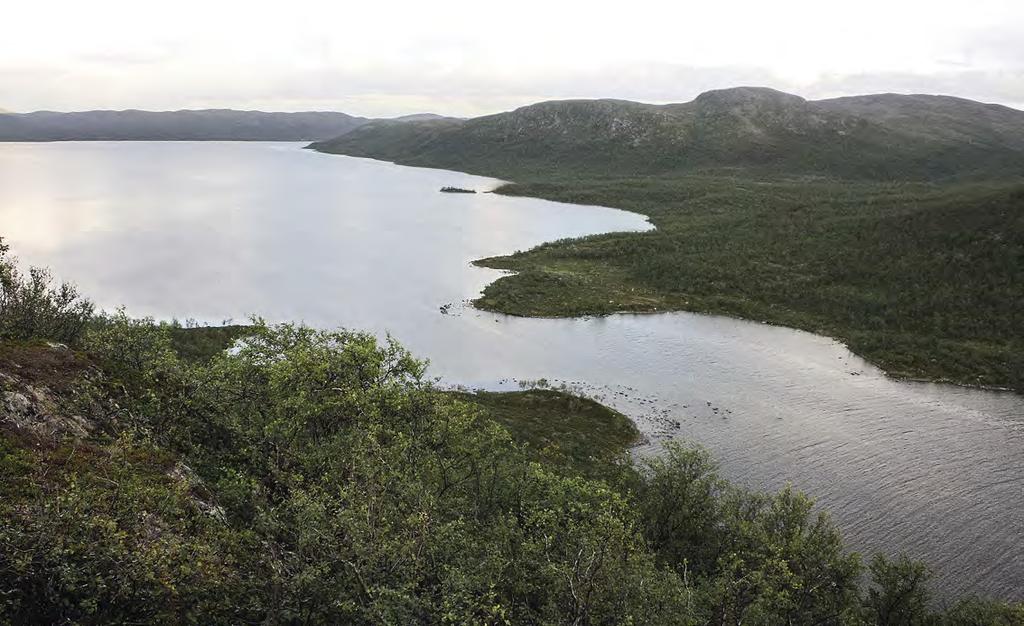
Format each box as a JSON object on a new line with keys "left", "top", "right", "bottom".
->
{"left": 0, "top": 435, "right": 248, "bottom": 624}
{"left": 167, "top": 323, "right": 251, "bottom": 362}
{"left": 865, "top": 555, "right": 932, "bottom": 625}
{"left": 1, "top": 316, "right": 1021, "bottom": 624}
{"left": 453, "top": 388, "right": 639, "bottom": 482}
{"left": 639, "top": 444, "right": 727, "bottom": 576}
{"left": 0, "top": 319, "right": 690, "bottom": 623}
{"left": 0, "top": 238, "right": 94, "bottom": 346}
{"left": 640, "top": 443, "right": 863, "bottom": 625}
{"left": 938, "top": 597, "right": 1024, "bottom": 625}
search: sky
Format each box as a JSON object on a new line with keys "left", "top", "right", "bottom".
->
{"left": 2, "top": 0, "right": 1023, "bottom": 117}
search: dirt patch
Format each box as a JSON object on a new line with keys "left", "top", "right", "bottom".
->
{"left": 0, "top": 341, "right": 99, "bottom": 441}
{"left": 0, "top": 341, "right": 93, "bottom": 393}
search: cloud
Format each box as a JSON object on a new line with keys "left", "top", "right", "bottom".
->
{"left": 3, "top": 61, "right": 1023, "bottom": 117}
{"left": 1, "top": 0, "right": 1022, "bottom": 115}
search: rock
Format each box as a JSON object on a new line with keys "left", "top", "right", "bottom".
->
{"left": 2, "top": 387, "right": 93, "bottom": 440}
{"left": 3, "top": 391, "right": 32, "bottom": 418}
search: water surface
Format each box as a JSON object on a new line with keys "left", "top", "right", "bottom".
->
{"left": 1, "top": 141, "right": 1021, "bottom": 600}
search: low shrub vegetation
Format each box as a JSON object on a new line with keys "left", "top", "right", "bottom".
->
{"left": 0, "top": 242, "right": 1019, "bottom": 623}
{"left": 0, "top": 239, "right": 94, "bottom": 346}
{"left": 476, "top": 176, "right": 1023, "bottom": 391}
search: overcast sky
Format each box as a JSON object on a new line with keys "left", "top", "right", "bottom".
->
{"left": 2, "top": 0, "right": 1023, "bottom": 116}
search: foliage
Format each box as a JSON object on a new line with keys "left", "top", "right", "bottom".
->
{"left": 640, "top": 444, "right": 864, "bottom": 625}
{"left": 864, "top": 555, "right": 932, "bottom": 625}
{"left": 1, "top": 316, "right": 1021, "bottom": 624}
{"left": 166, "top": 323, "right": 251, "bottom": 362}
{"left": 0, "top": 238, "right": 94, "bottom": 346}
{"left": 1, "top": 319, "right": 687, "bottom": 624}
{"left": 452, "top": 388, "right": 639, "bottom": 482}
{"left": 939, "top": 597, "right": 1024, "bottom": 625}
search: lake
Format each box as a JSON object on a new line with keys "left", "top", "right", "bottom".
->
{"left": 1, "top": 141, "right": 1021, "bottom": 601}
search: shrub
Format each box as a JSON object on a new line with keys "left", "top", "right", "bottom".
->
{"left": 3, "top": 307, "right": 1022, "bottom": 623}
{"left": 0, "top": 238, "right": 94, "bottom": 345}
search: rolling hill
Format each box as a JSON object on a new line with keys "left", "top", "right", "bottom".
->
{"left": 0, "top": 109, "right": 373, "bottom": 142}
{"left": 311, "top": 87, "right": 1024, "bottom": 180}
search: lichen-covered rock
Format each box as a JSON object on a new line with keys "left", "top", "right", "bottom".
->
{"left": 3, "top": 390, "right": 32, "bottom": 417}
{"left": 1, "top": 385, "right": 92, "bottom": 439}
{"left": 0, "top": 343, "right": 99, "bottom": 440}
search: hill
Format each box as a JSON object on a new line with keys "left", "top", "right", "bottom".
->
{"left": 0, "top": 109, "right": 372, "bottom": 142}
{"left": 311, "top": 88, "right": 1024, "bottom": 390}
{"left": 391, "top": 112, "right": 460, "bottom": 122}
{"left": 312, "top": 87, "right": 1024, "bottom": 180}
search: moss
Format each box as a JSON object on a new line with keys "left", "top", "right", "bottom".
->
{"left": 452, "top": 389, "right": 640, "bottom": 481}
{"left": 0, "top": 432, "right": 37, "bottom": 499}
{"left": 0, "top": 341, "right": 92, "bottom": 393}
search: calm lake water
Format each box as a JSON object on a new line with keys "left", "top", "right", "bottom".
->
{"left": 1, "top": 141, "right": 1021, "bottom": 601}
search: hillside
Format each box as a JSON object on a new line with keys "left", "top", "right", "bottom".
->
{"left": 312, "top": 87, "right": 1024, "bottom": 180}
{"left": 0, "top": 109, "right": 372, "bottom": 142}
{"left": 391, "top": 112, "right": 460, "bottom": 122}
{"left": 819, "top": 93, "right": 1024, "bottom": 152}
{"left": 2, "top": 242, "right": 1023, "bottom": 622}
{"left": 311, "top": 88, "right": 1024, "bottom": 390}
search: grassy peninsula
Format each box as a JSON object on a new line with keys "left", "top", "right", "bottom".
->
{"left": 453, "top": 388, "right": 640, "bottom": 481}
{"left": 4, "top": 241, "right": 1023, "bottom": 623}
{"left": 476, "top": 177, "right": 1023, "bottom": 390}
{"left": 311, "top": 88, "right": 1024, "bottom": 391}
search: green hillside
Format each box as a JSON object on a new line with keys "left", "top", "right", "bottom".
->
{"left": 311, "top": 88, "right": 1024, "bottom": 390}
{"left": 312, "top": 87, "right": 1024, "bottom": 180}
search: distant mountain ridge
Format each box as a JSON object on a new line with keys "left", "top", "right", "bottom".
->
{"left": 0, "top": 109, "right": 373, "bottom": 142}
{"left": 311, "top": 87, "right": 1024, "bottom": 180}
{"left": 390, "top": 113, "right": 460, "bottom": 122}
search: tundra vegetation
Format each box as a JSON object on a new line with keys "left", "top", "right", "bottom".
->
{"left": 311, "top": 88, "right": 1024, "bottom": 391}
{"left": 2, "top": 241, "right": 1023, "bottom": 624}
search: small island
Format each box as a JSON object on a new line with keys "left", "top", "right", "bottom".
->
{"left": 439, "top": 186, "right": 476, "bottom": 193}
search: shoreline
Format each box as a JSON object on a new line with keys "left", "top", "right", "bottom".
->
{"left": 308, "top": 144, "right": 1020, "bottom": 395}
{"left": 469, "top": 265, "right": 1020, "bottom": 396}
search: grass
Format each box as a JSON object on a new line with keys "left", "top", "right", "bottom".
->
{"left": 452, "top": 388, "right": 640, "bottom": 480}
{"left": 473, "top": 175, "right": 1023, "bottom": 391}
